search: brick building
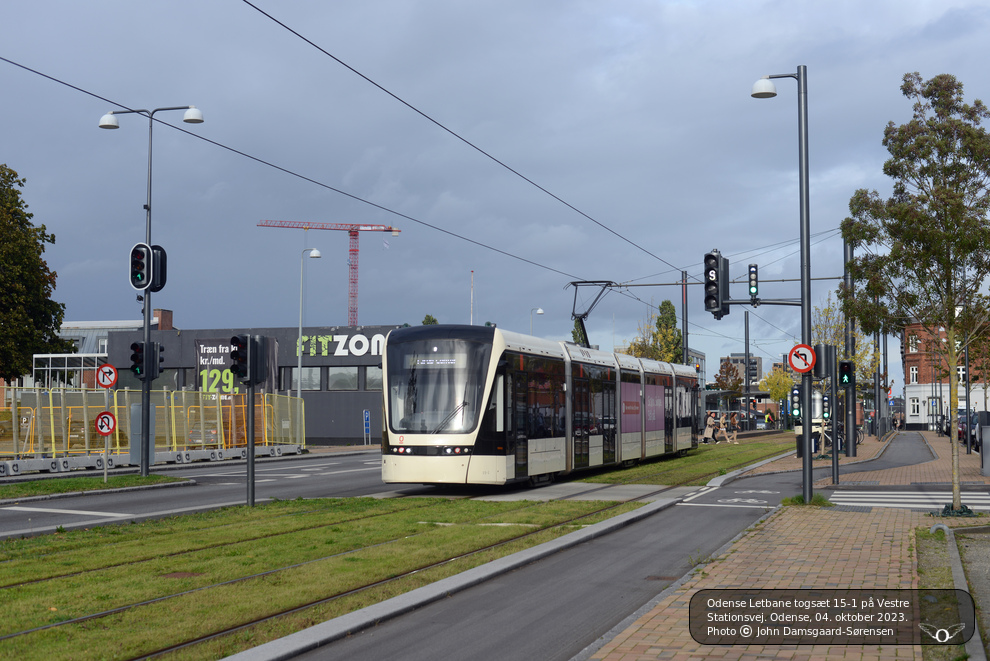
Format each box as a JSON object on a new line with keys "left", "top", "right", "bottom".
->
{"left": 902, "top": 320, "right": 988, "bottom": 430}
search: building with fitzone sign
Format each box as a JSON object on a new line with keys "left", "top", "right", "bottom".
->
{"left": 100, "top": 320, "right": 402, "bottom": 445}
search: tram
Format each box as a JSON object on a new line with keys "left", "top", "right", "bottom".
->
{"left": 381, "top": 324, "right": 700, "bottom": 485}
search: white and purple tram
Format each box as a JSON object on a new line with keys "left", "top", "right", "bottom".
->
{"left": 382, "top": 325, "right": 700, "bottom": 485}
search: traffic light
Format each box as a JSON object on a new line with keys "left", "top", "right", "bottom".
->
{"left": 230, "top": 335, "right": 267, "bottom": 385}
{"left": 129, "top": 243, "right": 153, "bottom": 291}
{"left": 129, "top": 341, "right": 146, "bottom": 380}
{"left": 150, "top": 245, "right": 167, "bottom": 293}
{"left": 231, "top": 335, "right": 250, "bottom": 383}
{"left": 148, "top": 342, "right": 164, "bottom": 381}
{"left": 703, "top": 250, "right": 729, "bottom": 319}
{"left": 748, "top": 264, "right": 758, "bottom": 300}
{"left": 822, "top": 394, "right": 831, "bottom": 420}
{"left": 790, "top": 385, "right": 801, "bottom": 417}
{"left": 251, "top": 335, "right": 268, "bottom": 385}
{"left": 838, "top": 360, "right": 855, "bottom": 387}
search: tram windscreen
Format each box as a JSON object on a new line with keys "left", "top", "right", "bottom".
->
{"left": 387, "top": 339, "right": 492, "bottom": 434}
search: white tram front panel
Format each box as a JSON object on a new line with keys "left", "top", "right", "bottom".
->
{"left": 382, "top": 325, "right": 501, "bottom": 484}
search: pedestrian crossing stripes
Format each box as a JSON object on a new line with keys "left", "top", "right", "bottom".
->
{"left": 827, "top": 490, "right": 990, "bottom": 510}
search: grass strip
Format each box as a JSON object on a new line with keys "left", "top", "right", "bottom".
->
{"left": 0, "top": 498, "right": 637, "bottom": 659}
{"left": 916, "top": 527, "right": 968, "bottom": 661}
{"left": 0, "top": 498, "right": 571, "bottom": 633}
{"left": 0, "top": 498, "right": 431, "bottom": 585}
{"left": 579, "top": 433, "right": 794, "bottom": 486}
{"left": 0, "top": 474, "right": 183, "bottom": 501}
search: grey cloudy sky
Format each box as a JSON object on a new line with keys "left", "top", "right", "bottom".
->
{"left": 4, "top": 0, "right": 990, "bottom": 389}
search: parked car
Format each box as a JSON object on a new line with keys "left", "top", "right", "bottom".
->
{"left": 958, "top": 411, "right": 978, "bottom": 443}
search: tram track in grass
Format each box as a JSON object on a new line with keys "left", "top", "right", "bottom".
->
{"left": 0, "top": 497, "right": 640, "bottom": 660}
{"left": 0, "top": 437, "right": 792, "bottom": 659}
{"left": 0, "top": 498, "right": 441, "bottom": 591}
{"left": 573, "top": 433, "right": 793, "bottom": 490}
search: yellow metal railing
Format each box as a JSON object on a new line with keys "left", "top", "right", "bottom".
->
{"left": 0, "top": 388, "right": 304, "bottom": 459}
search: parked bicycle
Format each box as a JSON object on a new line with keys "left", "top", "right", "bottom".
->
{"left": 821, "top": 422, "right": 864, "bottom": 451}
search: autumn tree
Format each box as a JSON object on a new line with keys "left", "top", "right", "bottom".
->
{"left": 0, "top": 165, "right": 72, "bottom": 382}
{"left": 623, "top": 300, "right": 682, "bottom": 363}
{"left": 839, "top": 73, "right": 990, "bottom": 511}
{"left": 713, "top": 359, "right": 743, "bottom": 411}
{"left": 759, "top": 366, "right": 796, "bottom": 406}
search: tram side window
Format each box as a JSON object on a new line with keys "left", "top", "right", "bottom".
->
{"left": 502, "top": 353, "right": 566, "bottom": 440}
{"left": 676, "top": 382, "right": 694, "bottom": 428}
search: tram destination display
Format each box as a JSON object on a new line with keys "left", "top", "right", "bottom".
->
{"left": 405, "top": 352, "right": 468, "bottom": 369}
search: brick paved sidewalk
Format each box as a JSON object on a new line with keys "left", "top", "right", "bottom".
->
{"left": 589, "top": 430, "right": 988, "bottom": 661}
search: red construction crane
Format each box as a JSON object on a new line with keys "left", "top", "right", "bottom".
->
{"left": 258, "top": 219, "right": 401, "bottom": 326}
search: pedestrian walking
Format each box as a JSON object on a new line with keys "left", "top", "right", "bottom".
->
{"left": 716, "top": 413, "right": 730, "bottom": 443}
{"left": 703, "top": 412, "right": 717, "bottom": 443}
{"left": 729, "top": 412, "right": 739, "bottom": 444}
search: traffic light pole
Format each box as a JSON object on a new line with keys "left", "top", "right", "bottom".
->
{"left": 247, "top": 380, "right": 256, "bottom": 507}
{"left": 140, "top": 288, "right": 152, "bottom": 478}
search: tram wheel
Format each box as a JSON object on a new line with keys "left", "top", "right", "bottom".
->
{"left": 528, "top": 473, "right": 555, "bottom": 488}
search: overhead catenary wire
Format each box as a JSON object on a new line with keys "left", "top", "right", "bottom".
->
{"left": 238, "top": 0, "right": 685, "bottom": 277}
{"left": 0, "top": 54, "right": 844, "bottom": 360}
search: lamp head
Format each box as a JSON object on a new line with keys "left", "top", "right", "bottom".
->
{"left": 536, "top": 308, "right": 544, "bottom": 315}
{"left": 98, "top": 112, "right": 119, "bottom": 129}
{"left": 751, "top": 77, "right": 777, "bottom": 99}
{"left": 309, "top": 248, "right": 322, "bottom": 259}
{"left": 183, "top": 106, "right": 204, "bottom": 124}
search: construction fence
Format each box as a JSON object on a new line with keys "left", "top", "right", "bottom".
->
{"left": 0, "top": 387, "right": 305, "bottom": 475}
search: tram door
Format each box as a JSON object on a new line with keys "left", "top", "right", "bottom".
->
{"left": 602, "top": 380, "right": 616, "bottom": 464}
{"left": 572, "top": 378, "right": 590, "bottom": 469}
{"left": 664, "top": 384, "right": 674, "bottom": 454}
{"left": 510, "top": 371, "right": 528, "bottom": 478}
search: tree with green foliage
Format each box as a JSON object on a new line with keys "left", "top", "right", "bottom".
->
{"left": 839, "top": 73, "right": 990, "bottom": 511}
{"left": 571, "top": 320, "right": 587, "bottom": 347}
{"left": 0, "top": 165, "right": 72, "bottom": 382}
{"left": 623, "top": 300, "right": 682, "bottom": 363}
{"left": 422, "top": 314, "right": 438, "bottom": 325}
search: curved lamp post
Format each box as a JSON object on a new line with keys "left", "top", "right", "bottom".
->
{"left": 297, "top": 248, "right": 322, "bottom": 444}
{"left": 99, "top": 105, "right": 204, "bottom": 476}
{"left": 530, "top": 307, "right": 544, "bottom": 334}
{"left": 752, "top": 66, "right": 813, "bottom": 501}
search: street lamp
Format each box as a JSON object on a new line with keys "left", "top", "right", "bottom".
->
{"left": 530, "top": 307, "right": 544, "bottom": 334}
{"left": 297, "top": 248, "right": 322, "bottom": 445}
{"left": 752, "top": 66, "right": 813, "bottom": 501}
{"left": 99, "top": 105, "right": 204, "bottom": 477}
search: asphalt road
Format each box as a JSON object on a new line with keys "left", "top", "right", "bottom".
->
{"left": 0, "top": 451, "right": 384, "bottom": 538}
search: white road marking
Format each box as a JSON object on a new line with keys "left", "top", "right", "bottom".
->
{"left": 2, "top": 505, "right": 130, "bottom": 518}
